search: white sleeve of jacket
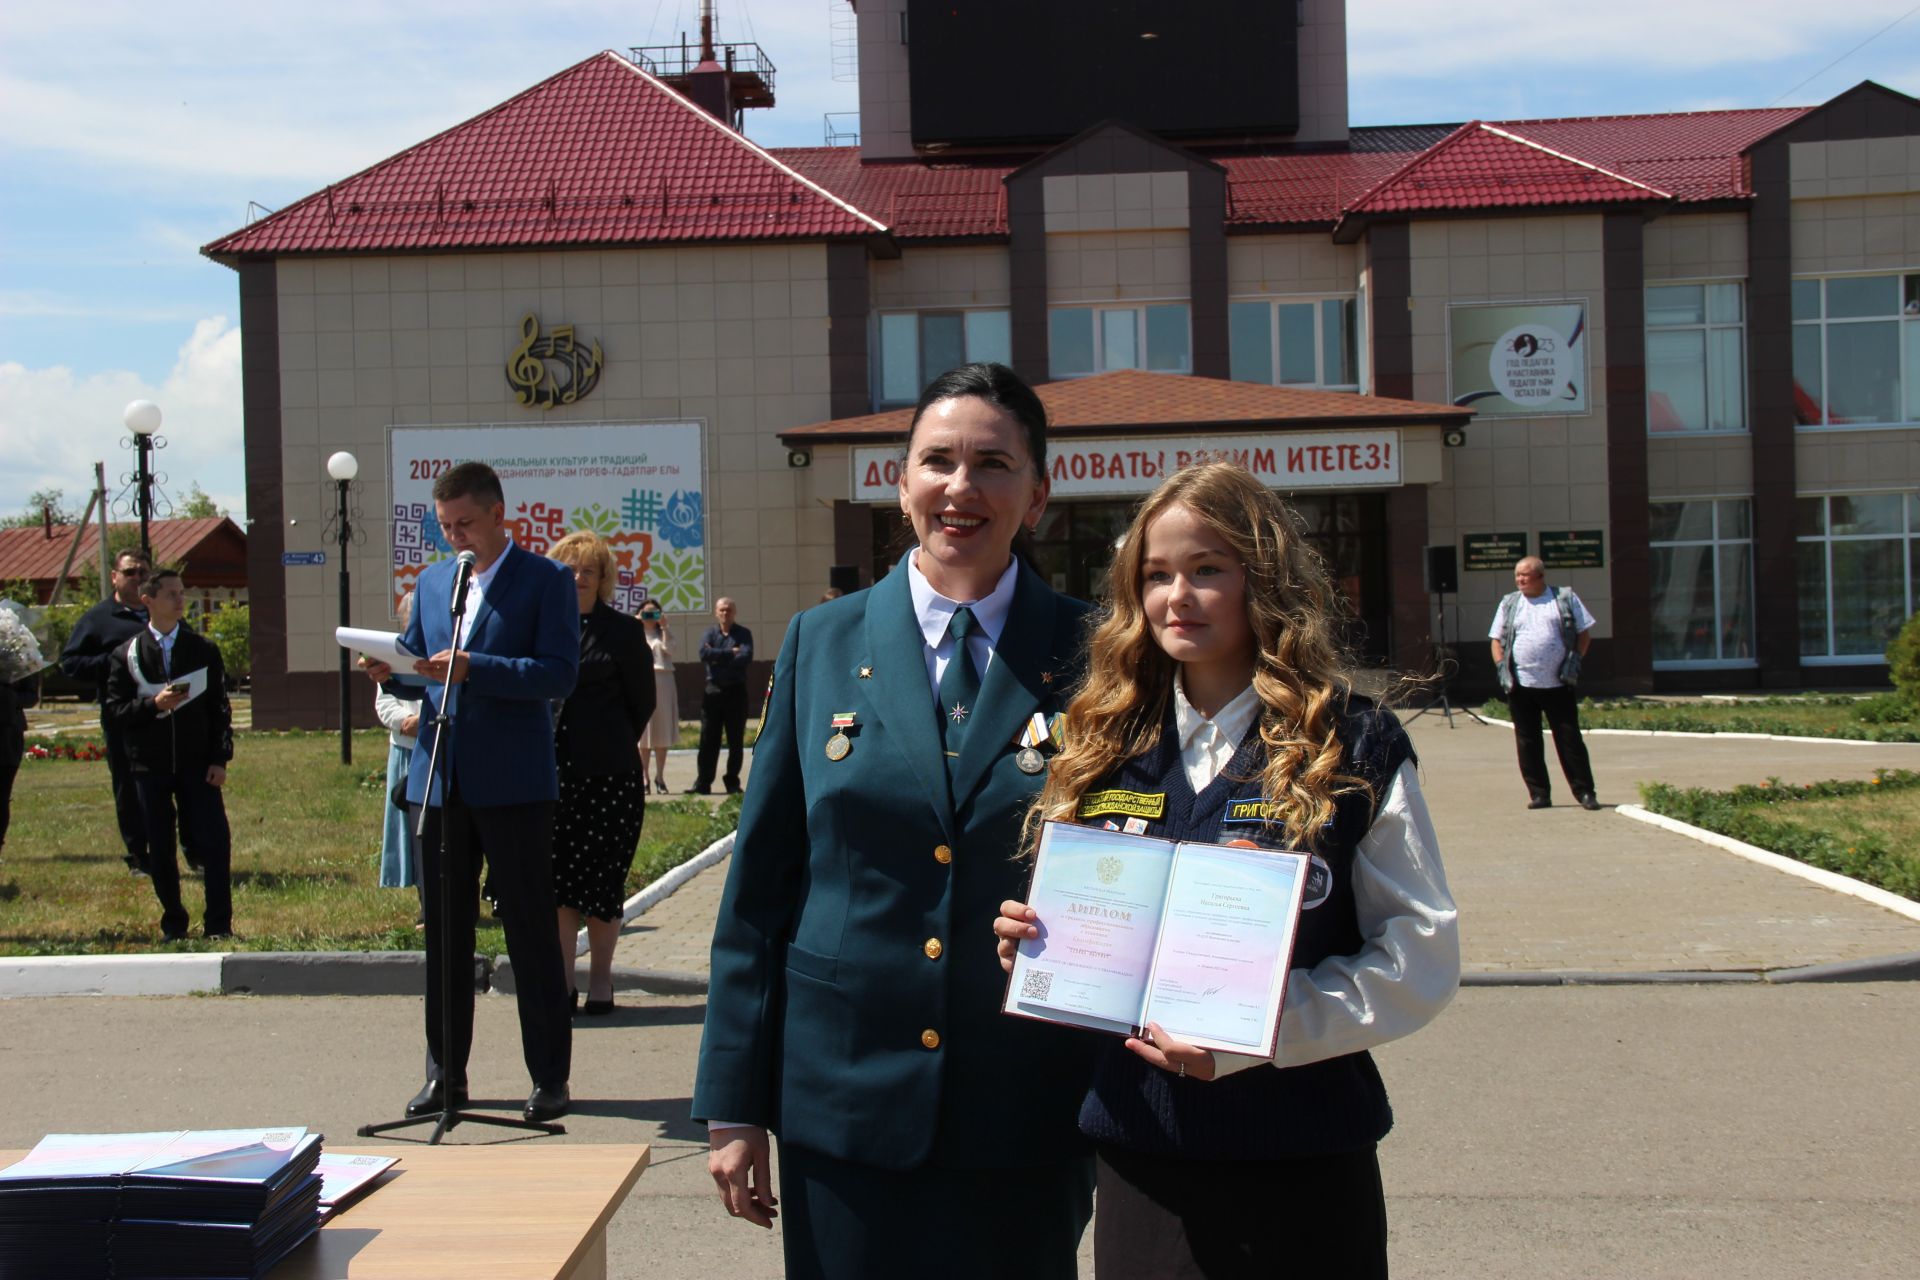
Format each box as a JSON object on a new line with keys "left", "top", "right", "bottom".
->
{"left": 1212, "top": 760, "right": 1461, "bottom": 1077}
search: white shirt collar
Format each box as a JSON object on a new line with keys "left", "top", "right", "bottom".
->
{"left": 1173, "top": 673, "right": 1261, "bottom": 754}
{"left": 147, "top": 622, "right": 179, "bottom": 646}
{"left": 905, "top": 549, "right": 1020, "bottom": 651}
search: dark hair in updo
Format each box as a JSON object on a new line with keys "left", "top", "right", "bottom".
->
{"left": 905, "top": 362, "right": 1049, "bottom": 483}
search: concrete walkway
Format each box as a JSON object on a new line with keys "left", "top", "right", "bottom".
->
{"left": 611, "top": 713, "right": 1920, "bottom": 985}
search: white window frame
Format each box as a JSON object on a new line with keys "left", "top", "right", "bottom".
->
{"left": 1644, "top": 277, "right": 1748, "bottom": 435}
{"left": 873, "top": 307, "right": 1012, "bottom": 407}
{"left": 1648, "top": 496, "right": 1756, "bottom": 670}
{"left": 1047, "top": 300, "right": 1192, "bottom": 379}
{"left": 1796, "top": 490, "right": 1914, "bottom": 665}
{"left": 1791, "top": 271, "right": 1920, "bottom": 432}
{"left": 1227, "top": 292, "right": 1362, "bottom": 392}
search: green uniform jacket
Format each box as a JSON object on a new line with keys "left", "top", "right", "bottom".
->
{"left": 692, "top": 559, "right": 1099, "bottom": 1170}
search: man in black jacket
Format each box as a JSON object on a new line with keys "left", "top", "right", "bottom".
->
{"left": 59, "top": 548, "right": 156, "bottom": 874}
{"left": 104, "top": 569, "right": 234, "bottom": 942}
{"left": 689, "top": 597, "right": 752, "bottom": 794}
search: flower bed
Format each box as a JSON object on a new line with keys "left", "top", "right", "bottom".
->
{"left": 23, "top": 741, "right": 107, "bottom": 763}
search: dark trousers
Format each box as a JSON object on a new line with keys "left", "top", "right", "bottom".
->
{"left": 413, "top": 788, "right": 571, "bottom": 1091}
{"left": 132, "top": 769, "right": 232, "bottom": 938}
{"left": 1509, "top": 682, "right": 1595, "bottom": 801}
{"left": 0, "top": 745, "right": 18, "bottom": 851}
{"left": 103, "top": 719, "right": 149, "bottom": 868}
{"left": 1094, "top": 1142, "right": 1386, "bottom": 1280}
{"left": 694, "top": 682, "right": 748, "bottom": 790}
{"left": 777, "top": 1141, "right": 1093, "bottom": 1280}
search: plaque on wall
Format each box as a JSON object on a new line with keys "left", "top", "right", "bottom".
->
{"left": 1462, "top": 532, "right": 1528, "bottom": 571}
{"left": 1539, "top": 530, "right": 1604, "bottom": 569}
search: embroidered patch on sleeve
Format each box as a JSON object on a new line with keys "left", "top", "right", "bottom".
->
{"left": 1077, "top": 789, "right": 1167, "bottom": 820}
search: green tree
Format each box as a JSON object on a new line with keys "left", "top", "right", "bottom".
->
{"left": 0, "top": 488, "right": 79, "bottom": 530}
{"left": 1888, "top": 612, "right": 1920, "bottom": 710}
{"left": 176, "top": 483, "right": 224, "bottom": 520}
{"left": 0, "top": 580, "right": 36, "bottom": 606}
{"left": 203, "top": 602, "right": 251, "bottom": 684}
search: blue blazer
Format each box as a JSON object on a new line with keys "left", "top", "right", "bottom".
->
{"left": 402, "top": 541, "right": 580, "bottom": 808}
{"left": 692, "top": 557, "right": 1100, "bottom": 1170}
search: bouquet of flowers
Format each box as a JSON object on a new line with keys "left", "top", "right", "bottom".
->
{"left": 0, "top": 602, "right": 50, "bottom": 683}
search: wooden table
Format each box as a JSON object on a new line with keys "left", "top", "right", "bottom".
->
{"left": 0, "top": 1143, "right": 650, "bottom": 1280}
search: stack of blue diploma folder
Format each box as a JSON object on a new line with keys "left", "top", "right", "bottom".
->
{"left": 0, "top": 1128, "right": 323, "bottom": 1279}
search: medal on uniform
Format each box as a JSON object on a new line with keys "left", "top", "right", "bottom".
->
{"left": 1014, "top": 712, "right": 1051, "bottom": 774}
{"left": 825, "top": 712, "right": 856, "bottom": 761}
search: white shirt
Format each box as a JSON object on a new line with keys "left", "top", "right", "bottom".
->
{"left": 455, "top": 544, "right": 510, "bottom": 650}
{"left": 146, "top": 622, "right": 179, "bottom": 677}
{"left": 905, "top": 549, "right": 1019, "bottom": 702}
{"left": 1172, "top": 675, "right": 1262, "bottom": 794}
{"left": 1489, "top": 587, "right": 1596, "bottom": 689}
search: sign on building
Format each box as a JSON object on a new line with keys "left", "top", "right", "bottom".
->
{"left": 852, "top": 429, "right": 1404, "bottom": 502}
{"left": 1540, "top": 529, "right": 1605, "bottom": 568}
{"left": 1462, "top": 532, "right": 1529, "bottom": 571}
{"left": 1448, "top": 301, "right": 1589, "bottom": 417}
{"left": 388, "top": 422, "right": 706, "bottom": 615}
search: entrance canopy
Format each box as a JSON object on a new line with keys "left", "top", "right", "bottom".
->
{"left": 780, "top": 370, "right": 1473, "bottom": 501}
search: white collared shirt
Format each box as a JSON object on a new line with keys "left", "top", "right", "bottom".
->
{"left": 1172, "top": 674, "right": 1261, "bottom": 794}
{"left": 147, "top": 622, "right": 180, "bottom": 677}
{"left": 905, "top": 549, "right": 1019, "bottom": 701}
{"left": 455, "top": 543, "right": 511, "bottom": 649}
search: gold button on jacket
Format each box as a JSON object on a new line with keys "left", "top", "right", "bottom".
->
{"left": 923, "top": 938, "right": 943, "bottom": 960}
{"left": 920, "top": 1028, "right": 941, "bottom": 1050}
{"left": 933, "top": 843, "right": 953, "bottom": 864}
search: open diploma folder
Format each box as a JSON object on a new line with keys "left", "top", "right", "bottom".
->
{"left": 1002, "top": 821, "right": 1311, "bottom": 1057}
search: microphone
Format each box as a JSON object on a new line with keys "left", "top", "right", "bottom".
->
{"left": 449, "top": 550, "right": 478, "bottom": 620}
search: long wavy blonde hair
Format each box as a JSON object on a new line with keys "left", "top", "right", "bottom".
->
{"left": 1028, "top": 462, "right": 1364, "bottom": 851}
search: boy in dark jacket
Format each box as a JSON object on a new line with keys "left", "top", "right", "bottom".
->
{"left": 104, "top": 569, "right": 234, "bottom": 942}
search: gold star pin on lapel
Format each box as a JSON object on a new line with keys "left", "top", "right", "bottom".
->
{"left": 858, "top": 665, "right": 873, "bottom": 679}
{"left": 1040, "top": 671, "right": 1054, "bottom": 685}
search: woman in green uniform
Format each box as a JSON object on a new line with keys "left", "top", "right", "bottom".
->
{"left": 693, "top": 363, "right": 1098, "bottom": 1279}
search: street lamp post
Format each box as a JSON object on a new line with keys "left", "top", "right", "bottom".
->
{"left": 327, "top": 451, "right": 359, "bottom": 765}
{"left": 123, "top": 400, "right": 163, "bottom": 562}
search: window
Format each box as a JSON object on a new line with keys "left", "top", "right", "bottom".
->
{"left": 1228, "top": 296, "right": 1360, "bottom": 390}
{"left": 1048, "top": 304, "right": 1191, "bottom": 378}
{"left": 1791, "top": 274, "right": 1920, "bottom": 427}
{"left": 877, "top": 309, "right": 1011, "bottom": 405}
{"left": 1796, "top": 493, "right": 1918, "bottom": 661}
{"left": 1645, "top": 282, "right": 1745, "bottom": 432}
{"left": 1648, "top": 499, "right": 1754, "bottom": 666}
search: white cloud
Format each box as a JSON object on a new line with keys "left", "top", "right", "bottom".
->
{"left": 0, "top": 318, "right": 245, "bottom": 524}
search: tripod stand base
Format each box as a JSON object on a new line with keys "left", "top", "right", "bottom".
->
{"left": 358, "top": 1107, "right": 565, "bottom": 1145}
{"left": 1403, "top": 687, "right": 1491, "bottom": 728}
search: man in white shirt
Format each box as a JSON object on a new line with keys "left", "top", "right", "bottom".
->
{"left": 1488, "top": 557, "right": 1599, "bottom": 810}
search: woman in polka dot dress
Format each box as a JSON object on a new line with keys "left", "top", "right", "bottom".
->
{"left": 547, "top": 531, "right": 656, "bottom": 1015}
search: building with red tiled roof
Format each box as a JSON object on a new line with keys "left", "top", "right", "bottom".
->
{"left": 202, "top": 0, "right": 1920, "bottom": 727}
{"left": 0, "top": 519, "right": 248, "bottom": 606}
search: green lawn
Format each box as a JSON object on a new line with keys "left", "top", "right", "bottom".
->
{"left": 1639, "top": 770, "right": 1920, "bottom": 902}
{"left": 1480, "top": 693, "right": 1919, "bottom": 741}
{"left": 2, "top": 729, "right": 740, "bottom": 956}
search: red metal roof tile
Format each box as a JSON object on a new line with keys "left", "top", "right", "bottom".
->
{"left": 1344, "top": 122, "right": 1672, "bottom": 218}
{"left": 779, "top": 370, "right": 1470, "bottom": 442}
{"left": 203, "top": 51, "right": 884, "bottom": 260}
{"left": 0, "top": 519, "right": 248, "bottom": 593}
{"left": 774, "top": 148, "right": 1013, "bottom": 239}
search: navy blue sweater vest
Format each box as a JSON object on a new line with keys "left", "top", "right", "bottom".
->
{"left": 1076, "top": 697, "right": 1415, "bottom": 1162}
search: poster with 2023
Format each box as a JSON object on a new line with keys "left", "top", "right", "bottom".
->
{"left": 386, "top": 421, "right": 707, "bottom": 617}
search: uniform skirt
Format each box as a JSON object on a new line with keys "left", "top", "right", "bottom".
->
{"left": 551, "top": 770, "right": 646, "bottom": 922}
{"left": 640, "top": 668, "right": 679, "bottom": 751}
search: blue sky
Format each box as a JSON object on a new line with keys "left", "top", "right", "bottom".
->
{"left": 3, "top": 0, "right": 1918, "bottom": 524}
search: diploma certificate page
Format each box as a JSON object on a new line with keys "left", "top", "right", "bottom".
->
{"left": 1005, "top": 822, "right": 1310, "bottom": 1055}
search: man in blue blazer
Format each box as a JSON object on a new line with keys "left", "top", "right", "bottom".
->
{"left": 368, "top": 462, "right": 580, "bottom": 1123}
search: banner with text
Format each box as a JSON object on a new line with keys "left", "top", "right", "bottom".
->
{"left": 388, "top": 422, "right": 706, "bottom": 616}
{"left": 852, "top": 430, "right": 1402, "bottom": 501}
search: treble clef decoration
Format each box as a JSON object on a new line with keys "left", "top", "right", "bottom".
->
{"left": 505, "top": 313, "right": 604, "bottom": 410}
{"left": 507, "top": 314, "right": 545, "bottom": 406}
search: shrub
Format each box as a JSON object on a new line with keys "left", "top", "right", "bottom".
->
{"left": 204, "top": 603, "right": 251, "bottom": 684}
{"left": 1887, "top": 611, "right": 1920, "bottom": 711}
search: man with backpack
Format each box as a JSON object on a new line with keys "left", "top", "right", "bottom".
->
{"left": 1489, "top": 556, "right": 1599, "bottom": 810}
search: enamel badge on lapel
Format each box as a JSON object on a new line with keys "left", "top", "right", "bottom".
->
{"left": 825, "top": 712, "right": 856, "bottom": 761}
{"left": 858, "top": 665, "right": 873, "bottom": 679}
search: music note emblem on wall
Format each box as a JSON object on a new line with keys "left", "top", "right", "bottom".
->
{"left": 505, "top": 312, "right": 605, "bottom": 409}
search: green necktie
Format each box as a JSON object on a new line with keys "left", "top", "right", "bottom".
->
{"left": 937, "top": 606, "right": 980, "bottom": 771}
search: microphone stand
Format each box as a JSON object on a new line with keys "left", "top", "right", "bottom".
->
{"left": 359, "top": 558, "right": 564, "bottom": 1144}
{"left": 1404, "top": 588, "right": 1489, "bottom": 728}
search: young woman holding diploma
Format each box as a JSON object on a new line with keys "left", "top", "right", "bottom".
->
{"left": 995, "top": 462, "right": 1460, "bottom": 1279}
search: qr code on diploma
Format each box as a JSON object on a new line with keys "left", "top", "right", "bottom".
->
{"left": 1020, "top": 969, "right": 1054, "bottom": 1000}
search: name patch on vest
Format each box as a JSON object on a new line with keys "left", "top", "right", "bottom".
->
{"left": 1221, "top": 800, "right": 1279, "bottom": 825}
{"left": 1078, "top": 789, "right": 1166, "bottom": 820}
